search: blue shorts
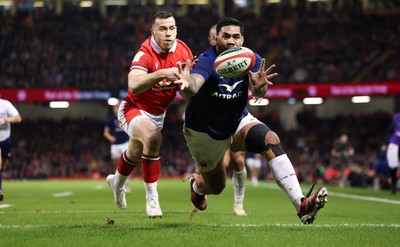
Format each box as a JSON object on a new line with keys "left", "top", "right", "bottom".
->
{"left": 0, "top": 138, "right": 12, "bottom": 160}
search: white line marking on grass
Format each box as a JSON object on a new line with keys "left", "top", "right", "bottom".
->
{"left": 1, "top": 223, "right": 399, "bottom": 229}
{"left": 0, "top": 209, "right": 188, "bottom": 214}
{"left": 201, "top": 223, "right": 400, "bottom": 228}
{"left": 261, "top": 183, "right": 400, "bottom": 205}
{"left": 328, "top": 192, "right": 400, "bottom": 205}
{"left": 52, "top": 191, "right": 73, "bottom": 197}
{"left": 0, "top": 204, "right": 12, "bottom": 209}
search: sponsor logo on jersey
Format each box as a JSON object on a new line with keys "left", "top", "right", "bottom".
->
{"left": 211, "top": 91, "right": 243, "bottom": 99}
{"left": 159, "top": 78, "right": 173, "bottom": 86}
{"left": 219, "top": 80, "right": 242, "bottom": 93}
{"left": 212, "top": 80, "right": 243, "bottom": 99}
{"left": 152, "top": 78, "right": 175, "bottom": 91}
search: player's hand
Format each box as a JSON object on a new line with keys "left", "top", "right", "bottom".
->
{"left": 174, "top": 58, "right": 194, "bottom": 90}
{"left": 249, "top": 58, "right": 277, "bottom": 97}
{"left": 179, "top": 56, "right": 198, "bottom": 71}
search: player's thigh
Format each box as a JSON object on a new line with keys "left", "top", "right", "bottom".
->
{"left": 133, "top": 117, "right": 162, "bottom": 142}
{"left": 231, "top": 122, "right": 260, "bottom": 152}
{"left": 183, "top": 126, "right": 229, "bottom": 173}
{"left": 201, "top": 159, "right": 227, "bottom": 194}
{"left": 231, "top": 113, "right": 262, "bottom": 152}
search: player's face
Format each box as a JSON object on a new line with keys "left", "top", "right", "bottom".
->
{"left": 151, "top": 17, "right": 177, "bottom": 51}
{"left": 216, "top": 25, "right": 244, "bottom": 53}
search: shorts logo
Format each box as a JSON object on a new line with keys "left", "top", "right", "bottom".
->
{"left": 159, "top": 78, "right": 172, "bottom": 86}
{"left": 200, "top": 161, "right": 207, "bottom": 168}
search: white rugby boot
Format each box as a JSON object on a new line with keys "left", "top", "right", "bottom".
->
{"left": 106, "top": 174, "right": 127, "bottom": 210}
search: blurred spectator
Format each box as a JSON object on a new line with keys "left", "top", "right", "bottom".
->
{"left": 245, "top": 152, "right": 264, "bottom": 187}
{"left": 330, "top": 133, "right": 355, "bottom": 187}
{"left": 1, "top": 6, "right": 399, "bottom": 89}
{"left": 373, "top": 145, "right": 390, "bottom": 190}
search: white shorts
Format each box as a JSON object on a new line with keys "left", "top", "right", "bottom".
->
{"left": 184, "top": 112, "right": 261, "bottom": 173}
{"left": 246, "top": 157, "right": 262, "bottom": 169}
{"left": 118, "top": 100, "right": 165, "bottom": 139}
{"left": 387, "top": 143, "right": 399, "bottom": 169}
{"left": 110, "top": 142, "right": 129, "bottom": 160}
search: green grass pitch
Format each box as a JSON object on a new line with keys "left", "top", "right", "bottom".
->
{"left": 1, "top": 179, "right": 399, "bottom": 246}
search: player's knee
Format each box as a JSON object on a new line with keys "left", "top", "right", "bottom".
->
{"left": 245, "top": 124, "right": 285, "bottom": 157}
{"left": 143, "top": 129, "right": 162, "bottom": 148}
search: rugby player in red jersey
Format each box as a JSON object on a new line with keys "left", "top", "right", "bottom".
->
{"left": 106, "top": 11, "right": 194, "bottom": 218}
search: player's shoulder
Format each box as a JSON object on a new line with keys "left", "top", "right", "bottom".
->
{"left": 196, "top": 47, "right": 217, "bottom": 64}
{"left": 0, "top": 99, "right": 12, "bottom": 106}
{"left": 175, "top": 39, "right": 190, "bottom": 49}
{"left": 175, "top": 39, "right": 193, "bottom": 57}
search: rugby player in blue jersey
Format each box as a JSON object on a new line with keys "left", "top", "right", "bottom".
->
{"left": 384, "top": 112, "right": 400, "bottom": 195}
{"left": 177, "top": 17, "right": 328, "bottom": 224}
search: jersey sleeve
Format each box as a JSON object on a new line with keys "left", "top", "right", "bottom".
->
{"left": 6, "top": 100, "right": 19, "bottom": 117}
{"left": 190, "top": 54, "right": 214, "bottom": 81}
{"left": 130, "top": 49, "right": 152, "bottom": 72}
{"left": 251, "top": 53, "right": 263, "bottom": 73}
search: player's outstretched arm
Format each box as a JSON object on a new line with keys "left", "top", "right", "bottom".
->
{"left": 175, "top": 59, "right": 205, "bottom": 101}
{"left": 128, "top": 67, "right": 180, "bottom": 94}
{"left": 248, "top": 58, "right": 277, "bottom": 98}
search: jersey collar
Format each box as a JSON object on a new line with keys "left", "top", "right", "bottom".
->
{"left": 150, "top": 36, "right": 177, "bottom": 54}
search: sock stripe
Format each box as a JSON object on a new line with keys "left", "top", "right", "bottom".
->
{"left": 142, "top": 155, "right": 160, "bottom": 161}
{"left": 123, "top": 151, "right": 137, "bottom": 166}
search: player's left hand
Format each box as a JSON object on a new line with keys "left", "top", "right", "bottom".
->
{"left": 174, "top": 58, "right": 196, "bottom": 90}
{"left": 248, "top": 58, "right": 277, "bottom": 97}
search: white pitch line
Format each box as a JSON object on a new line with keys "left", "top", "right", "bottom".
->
{"left": 200, "top": 223, "right": 400, "bottom": 228}
{"left": 0, "top": 204, "right": 12, "bottom": 209}
{"left": 0, "top": 223, "right": 399, "bottom": 229}
{"left": 52, "top": 191, "right": 73, "bottom": 197}
{"left": 328, "top": 191, "right": 400, "bottom": 205}
{"left": 0, "top": 209, "right": 188, "bottom": 214}
{"left": 260, "top": 183, "right": 400, "bottom": 205}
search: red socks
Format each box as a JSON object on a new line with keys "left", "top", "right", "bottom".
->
{"left": 116, "top": 152, "right": 160, "bottom": 182}
{"left": 141, "top": 155, "right": 161, "bottom": 183}
{"left": 117, "top": 151, "right": 137, "bottom": 176}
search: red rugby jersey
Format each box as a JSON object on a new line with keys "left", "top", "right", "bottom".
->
{"left": 127, "top": 36, "right": 192, "bottom": 115}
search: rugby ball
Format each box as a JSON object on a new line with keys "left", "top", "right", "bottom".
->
{"left": 214, "top": 47, "right": 256, "bottom": 78}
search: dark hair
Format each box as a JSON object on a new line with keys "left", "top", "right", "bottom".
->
{"left": 216, "top": 17, "right": 244, "bottom": 35}
{"left": 152, "top": 11, "right": 174, "bottom": 25}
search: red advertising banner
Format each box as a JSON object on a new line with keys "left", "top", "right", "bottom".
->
{"left": 0, "top": 89, "right": 111, "bottom": 102}
{"left": 263, "top": 82, "right": 400, "bottom": 99}
{"left": 1, "top": 82, "right": 399, "bottom": 102}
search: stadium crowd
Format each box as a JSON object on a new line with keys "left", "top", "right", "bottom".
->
{"left": 1, "top": 4, "right": 399, "bottom": 190}
{"left": 1, "top": 4, "right": 399, "bottom": 89}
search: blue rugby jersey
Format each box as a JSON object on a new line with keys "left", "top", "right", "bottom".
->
{"left": 387, "top": 113, "right": 400, "bottom": 145}
{"left": 105, "top": 115, "right": 129, "bottom": 144}
{"left": 185, "top": 46, "right": 262, "bottom": 140}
